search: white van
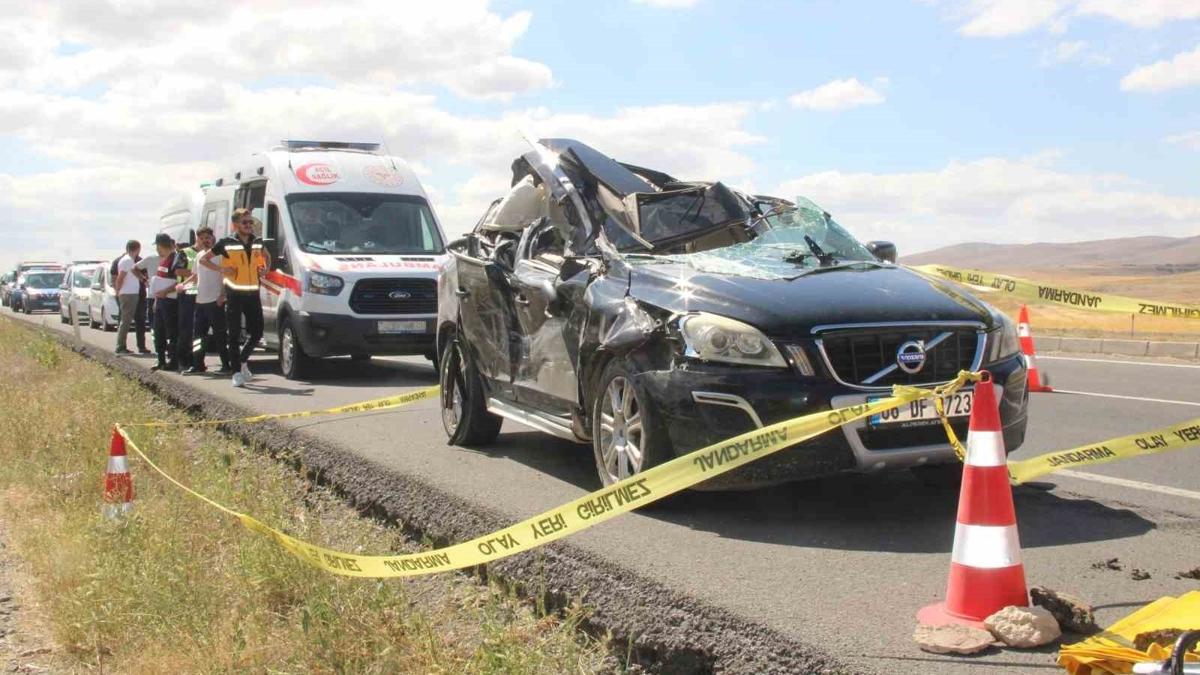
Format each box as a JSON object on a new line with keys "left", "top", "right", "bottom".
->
{"left": 201, "top": 140, "right": 448, "bottom": 379}
{"left": 159, "top": 187, "right": 207, "bottom": 248}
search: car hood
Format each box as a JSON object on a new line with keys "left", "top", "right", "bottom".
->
{"left": 628, "top": 263, "right": 993, "bottom": 337}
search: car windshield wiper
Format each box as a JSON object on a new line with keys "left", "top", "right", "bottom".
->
{"left": 803, "top": 235, "right": 838, "bottom": 266}
{"left": 785, "top": 259, "right": 881, "bottom": 280}
{"left": 305, "top": 242, "right": 333, "bottom": 252}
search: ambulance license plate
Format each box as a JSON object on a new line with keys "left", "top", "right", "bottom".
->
{"left": 868, "top": 390, "right": 973, "bottom": 427}
{"left": 377, "top": 320, "right": 427, "bottom": 334}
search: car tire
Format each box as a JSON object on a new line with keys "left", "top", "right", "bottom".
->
{"left": 591, "top": 359, "right": 670, "bottom": 488}
{"left": 439, "top": 337, "right": 502, "bottom": 446}
{"left": 912, "top": 462, "right": 964, "bottom": 490}
{"left": 279, "top": 318, "right": 313, "bottom": 380}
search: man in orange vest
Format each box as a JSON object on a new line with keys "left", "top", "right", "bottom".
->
{"left": 200, "top": 208, "right": 270, "bottom": 387}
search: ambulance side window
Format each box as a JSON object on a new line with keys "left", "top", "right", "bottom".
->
{"left": 265, "top": 202, "right": 291, "bottom": 275}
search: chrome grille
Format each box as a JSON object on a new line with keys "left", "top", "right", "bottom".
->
{"left": 814, "top": 323, "right": 984, "bottom": 390}
{"left": 349, "top": 278, "right": 437, "bottom": 315}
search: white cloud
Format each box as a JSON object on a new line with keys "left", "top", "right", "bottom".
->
{"left": 954, "top": 0, "right": 1070, "bottom": 37}
{"left": 0, "top": 2, "right": 766, "bottom": 272}
{"left": 1121, "top": 44, "right": 1200, "bottom": 92}
{"left": 788, "top": 78, "right": 887, "bottom": 111}
{"left": 1040, "top": 40, "right": 1112, "bottom": 65}
{"left": 1075, "top": 0, "right": 1200, "bottom": 28}
{"left": 1164, "top": 130, "right": 1200, "bottom": 150}
{"left": 631, "top": 0, "right": 699, "bottom": 7}
{"left": 774, "top": 153, "right": 1200, "bottom": 253}
{"left": 1, "top": 1, "right": 553, "bottom": 101}
{"left": 937, "top": 0, "right": 1199, "bottom": 36}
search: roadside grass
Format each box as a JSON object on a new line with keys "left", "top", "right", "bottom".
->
{"left": 0, "top": 320, "right": 614, "bottom": 674}
{"left": 964, "top": 267, "right": 1200, "bottom": 342}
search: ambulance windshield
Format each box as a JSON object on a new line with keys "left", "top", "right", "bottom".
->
{"left": 287, "top": 193, "right": 444, "bottom": 255}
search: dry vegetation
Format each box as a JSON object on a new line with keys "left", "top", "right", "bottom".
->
{"left": 0, "top": 319, "right": 614, "bottom": 674}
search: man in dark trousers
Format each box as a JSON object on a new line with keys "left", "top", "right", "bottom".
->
{"left": 141, "top": 233, "right": 186, "bottom": 371}
{"left": 200, "top": 208, "right": 269, "bottom": 387}
{"left": 182, "top": 226, "right": 231, "bottom": 374}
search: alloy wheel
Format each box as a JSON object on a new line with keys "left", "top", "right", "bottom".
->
{"left": 281, "top": 325, "right": 295, "bottom": 375}
{"left": 440, "top": 343, "right": 466, "bottom": 434}
{"left": 596, "top": 376, "right": 644, "bottom": 484}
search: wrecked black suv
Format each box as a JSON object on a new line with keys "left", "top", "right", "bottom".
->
{"left": 436, "top": 138, "right": 1028, "bottom": 489}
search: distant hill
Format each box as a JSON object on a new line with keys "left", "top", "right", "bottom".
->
{"left": 901, "top": 235, "right": 1200, "bottom": 274}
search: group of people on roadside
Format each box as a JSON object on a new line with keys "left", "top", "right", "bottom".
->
{"left": 112, "top": 208, "right": 269, "bottom": 388}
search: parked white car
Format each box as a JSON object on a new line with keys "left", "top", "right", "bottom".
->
{"left": 59, "top": 264, "right": 99, "bottom": 325}
{"left": 88, "top": 262, "right": 120, "bottom": 331}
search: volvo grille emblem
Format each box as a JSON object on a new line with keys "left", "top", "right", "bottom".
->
{"left": 388, "top": 290, "right": 412, "bottom": 300}
{"left": 895, "top": 340, "right": 927, "bottom": 374}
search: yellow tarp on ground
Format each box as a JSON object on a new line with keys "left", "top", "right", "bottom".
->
{"left": 1059, "top": 591, "right": 1200, "bottom": 674}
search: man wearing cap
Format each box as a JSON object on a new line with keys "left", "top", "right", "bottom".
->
{"left": 138, "top": 233, "right": 186, "bottom": 371}
{"left": 200, "top": 208, "right": 270, "bottom": 387}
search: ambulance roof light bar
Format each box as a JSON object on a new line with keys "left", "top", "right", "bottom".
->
{"left": 279, "top": 140, "right": 382, "bottom": 154}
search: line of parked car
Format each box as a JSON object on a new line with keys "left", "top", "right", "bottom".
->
{"left": 1, "top": 259, "right": 124, "bottom": 330}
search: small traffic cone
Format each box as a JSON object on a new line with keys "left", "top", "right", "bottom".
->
{"left": 1017, "top": 305, "right": 1052, "bottom": 393}
{"left": 917, "top": 371, "right": 1028, "bottom": 627}
{"left": 102, "top": 427, "right": 134, "bottom": 519}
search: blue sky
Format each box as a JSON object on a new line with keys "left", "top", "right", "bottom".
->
{"left": 0, "top": 0, "right": 1197, "bottom": 271}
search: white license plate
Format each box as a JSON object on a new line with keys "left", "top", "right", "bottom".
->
{"left": 868, "top": 390, "right": 973, "bottom": 427}
{"left": 377, "top": 320, "right": 427, "bottom": 334}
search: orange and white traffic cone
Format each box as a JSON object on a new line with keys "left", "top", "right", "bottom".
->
{"left": 917, "top": 371, "right": 1028, "bottom": 627}
{"left": 1018, "top": 305, "right": 1052, "bottom": 393}
{"left": 102, "top": 426, "right": 134, "bottom": 519}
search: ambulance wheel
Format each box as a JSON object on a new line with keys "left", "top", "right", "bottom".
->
{"left": 912, "top": 462, "right": 964, "bottom": 489}
{"left": 279, "top": 318, "right": 313, "bottom": 380}
{"left": 440, "top": 337, "right": 501, "bottom": 446}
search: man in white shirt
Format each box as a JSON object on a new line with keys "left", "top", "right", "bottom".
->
{"left": 113, "top": 240, "right": 143, "bottom": 354}
{"left": 182, "top": 226, "right": 231, "bottom": 374}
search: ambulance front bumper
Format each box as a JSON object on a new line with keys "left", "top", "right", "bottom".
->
{"left": 293, "top": 311, "right": 436, "bottom": 357}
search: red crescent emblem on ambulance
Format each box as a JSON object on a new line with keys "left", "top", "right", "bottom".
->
{"left": 295, "top": 163, "right": 340, "bottom": 186}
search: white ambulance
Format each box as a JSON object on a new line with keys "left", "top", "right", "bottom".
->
{"left": 200, "top": 140, "right": 448, "bottom": 379}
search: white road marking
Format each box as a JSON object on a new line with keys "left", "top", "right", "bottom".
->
{"left": 1041, "top": 355, "right": 1200, "bottom": 369}
{"left": 1056, "top": 470, "right": 1200, "bottom": 502}
{"left": 1052, "top": 388, "right": 1200, "bottom": 407}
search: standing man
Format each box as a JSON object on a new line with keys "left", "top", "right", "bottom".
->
{"left": 113, "top": 240, "right": 145, "bottom": 355}
{"left": 183, "top": 227, "right": 231, "bottom": 375}
{"left": 140, "top": 234, "right": 183, "bottom": 371}
{"left": 201, "top": 208, "right": 269, "bottom": 387}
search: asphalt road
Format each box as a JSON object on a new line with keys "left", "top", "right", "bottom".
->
{"left": 13, "top": 309, "right": 1200, "bottom": 674}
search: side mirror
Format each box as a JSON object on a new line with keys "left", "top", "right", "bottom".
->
{"left": 59, "top": 283, "right": 68, "bottom": 290}
{"left": 866, "top": 240, "right": 897, "bottom": 264}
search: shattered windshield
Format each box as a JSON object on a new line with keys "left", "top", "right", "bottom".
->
{"left": 623, "top": 196, "right": 877, "bottom": 280}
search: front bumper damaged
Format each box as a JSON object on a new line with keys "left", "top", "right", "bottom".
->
{"left": 636, "top": 353, "right": 1028, "bottom": 490}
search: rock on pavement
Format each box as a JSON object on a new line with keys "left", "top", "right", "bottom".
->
{"left": 984, "top": 606, "right": 1062, "bottom": 648}
{"left": 913, "top": 624, "right": 994, "bottom": 655}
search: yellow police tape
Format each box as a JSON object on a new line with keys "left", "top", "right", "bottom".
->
{"left": 912, "top": 264, "right": 1200, "bottom": 320}
{"left": 123, "top": 385, "right": 441, "bottom": 427}
{"left": 1008, "top": 417, "right": 1200, "bottom": 484}
{"left": 114, "top": 372, "right": 978, "bottom": 577}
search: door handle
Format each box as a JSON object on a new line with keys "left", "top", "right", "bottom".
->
{"left": 514, "top": 294, "right": 530, "bottom": 306}
{"left": 454, "top": 288, "right": 470, "bottom": 298}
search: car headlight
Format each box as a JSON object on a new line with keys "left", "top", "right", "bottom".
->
{"left": 677, "top": 313, "right": 787, "bottom": 368}
{"left": 986, "top": 313, "right": 1021, "bottom": 363}
{"left": 306, "top": 271, "right": 344, "bottom": 296}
